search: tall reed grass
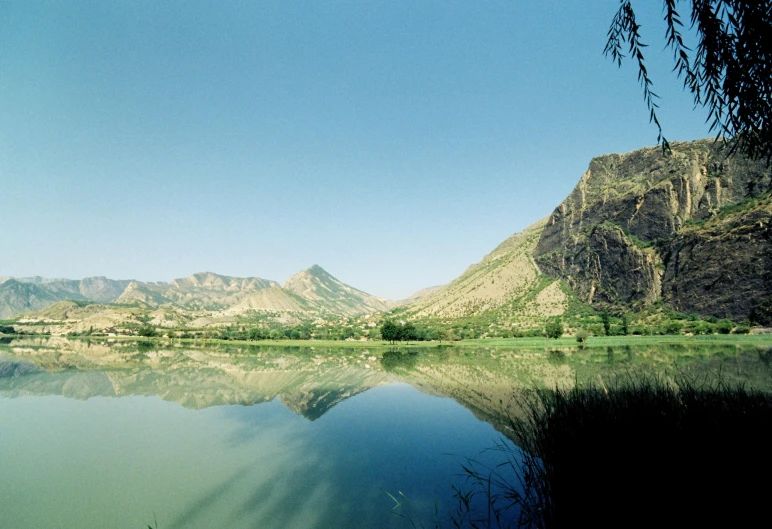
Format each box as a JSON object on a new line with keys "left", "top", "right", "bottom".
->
{"left": 457, "top": 374, "right": 772, "bottom": 528}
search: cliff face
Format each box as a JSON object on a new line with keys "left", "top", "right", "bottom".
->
{"left": 536, "top": 224, "right": 661, "bottom": 306}
{"left": 534, "top": 139, "right": 772, "bottom": 320}
{"left": 662, "top": 196, "right": 772, "bottom": 323}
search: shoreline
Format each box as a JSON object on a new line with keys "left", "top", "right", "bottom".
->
{"left": 5, "top": 333, "right": 772, "bottom": 350}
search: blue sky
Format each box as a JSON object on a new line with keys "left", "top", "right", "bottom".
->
{"left": 1, "top": 1, "right": 712, "bottom": 299}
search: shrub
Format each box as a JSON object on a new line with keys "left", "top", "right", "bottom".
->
{"left": 137, "top": 325, "right": 157, "bottom": 338}
{"left": 716, "top": 319, "right": 734, "bottom": 334}
{"left": 575, "top": 329, "right": 589, "bottom": 343}
{"left": 544, "top": 318, "right": 563, "bottom": 339}
{"left": 658, "top": 321, "right": 682, "bottom": 335}
{"left": 691, "top": 321, "right": 712, "bottom": 335}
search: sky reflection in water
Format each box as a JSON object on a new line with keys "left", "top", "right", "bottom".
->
{"left": 0, "top": 364, "right": 509, "bottom": 528}
{"left": 2, "top": 338, "right": 772, "bottom": 528}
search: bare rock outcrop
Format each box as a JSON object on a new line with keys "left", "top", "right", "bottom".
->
{"left": 534, "top": 139, "right": 772, "bottom": 319}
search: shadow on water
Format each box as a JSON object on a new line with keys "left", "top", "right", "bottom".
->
{"left": 167, "top": 466, "right": 253, "bottom": 529}
{"left": 166, "top": 457, "right": 362, "bottom": 529}
{"left": 458, "top": 374, "right": 772, "bottom": 529}
{"left": 228, "top": 460, "right": 341, "bottom": 529}
{"left": 165, "top": 386, "right": 468, "bottom": 529}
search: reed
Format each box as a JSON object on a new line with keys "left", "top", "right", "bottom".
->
{"left": 457, "top": 374, "right": 772, "bottom": 528}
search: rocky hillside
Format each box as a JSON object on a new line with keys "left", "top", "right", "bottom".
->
{"left": 0, "top": 277, "right": 132, "bottom": 319}
{"left": 533, "top": 139, "right": 772, "bottom": 322}
{"left": 283, "top": 265, "right": 392, "bottom": 316}
{"left": 662, "top": 194, "right": 772, "bottom": 322}
{"left": 399, "top": 219, "right": 568, "bottom": 323}
{"left": 115, "top": 272, "right": 283, "bottom": 310}
{"left": 1, "top": 266, "right": 392, "bottom": 322}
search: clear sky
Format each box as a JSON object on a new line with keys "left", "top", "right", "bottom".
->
{"left": 1, "top": 1, "right": 712, "bottom": 299}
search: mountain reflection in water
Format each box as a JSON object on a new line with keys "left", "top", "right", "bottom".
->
{"left": 2, "top": 337, "right": 772, "bottom": 436}
{"left": 2, "top": 337, "right": 772, "bottom": 529}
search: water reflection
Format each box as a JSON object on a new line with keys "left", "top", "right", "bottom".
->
{"left": 2, "top": 337, "right": 772, "bottom": 430}
{"left": 1, "top": 338, "right": 772, "bottom": 528}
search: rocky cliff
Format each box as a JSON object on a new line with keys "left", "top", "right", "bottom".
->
{"left": 662, "top": 195, "right": 772, "bottom": 323}
{"left": 534, "top": 139, "right": 772, "bottom": 321}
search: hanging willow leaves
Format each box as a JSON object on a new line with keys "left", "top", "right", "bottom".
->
{"left": 606, "top": 1, "right": 772, "bottom": 161}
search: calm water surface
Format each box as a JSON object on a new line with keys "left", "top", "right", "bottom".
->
{"left": 1, "top": 337, "right": 771, "bottom": 528}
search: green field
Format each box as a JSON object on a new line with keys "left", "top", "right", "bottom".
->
{"left": 68, "top": 332, "right": 772, "bottom": 352}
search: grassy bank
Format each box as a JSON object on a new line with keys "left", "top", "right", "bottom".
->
{"left": 457, "top": 333, "right": 772, "bottom": 349}
{"left": 184, "top": 333, "right": 772, "bottom": 350}
{"left": 14, "top": 333, "right": 772, "bottom": 351}
{"left": 460, "top": 376, "right": 772, "bottom": 528}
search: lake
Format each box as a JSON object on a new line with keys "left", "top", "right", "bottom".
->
{"left": 1, "top": 337, "right": 771, "bottom": 528}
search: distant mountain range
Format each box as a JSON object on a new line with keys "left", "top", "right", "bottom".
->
{"left": 0, "top": 266, "right": 392, "bottom": 320}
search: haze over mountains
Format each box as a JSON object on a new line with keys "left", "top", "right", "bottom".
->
{"left": 0, "top": 266, "right": 392, "bottom": 320}
{"left": 3, "top": 139, "right": 771, "bottom": 328}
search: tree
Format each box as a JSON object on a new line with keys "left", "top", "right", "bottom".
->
{"left": 381, "top": 319, "right": 400, "bottom": 343}
{"left": 137, "top": 324, "right": 157, "bottom": 338}
{"left": 606, "top": 1, "right": 772, "bottom": 160}
{"left": 601, "top": 310, "right": 612, "bottom": 336}
{"left": 248, "top": 327, "right": 266, "bottom": 340}
{"left": 398, "top": 322, "right": 418, "bottom": 342}
{"left": 545, "top": 317, "right": 564, "bottom": 339}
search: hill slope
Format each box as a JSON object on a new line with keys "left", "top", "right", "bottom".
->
{"left": 0, "top": 280, "right": 82, "bottom": 319}
{"left": 400, "top": 219, "right": 568, "bottom": 322}
{"left": 114, "top": 272, "right": 282, "bottom": 310}
{"left": 283, "top": 265, "right": 391, "bottom": 316}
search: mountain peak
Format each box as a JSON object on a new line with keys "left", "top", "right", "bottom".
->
{"left": 305, "top": 264, "right": 327, "bottom": 276}
{"left": 283, "top": 266, "right": 391, "bottom": 315}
